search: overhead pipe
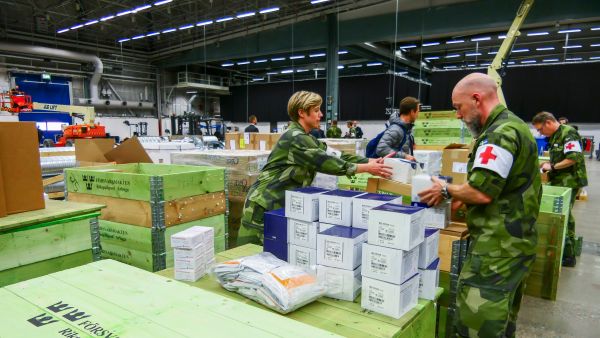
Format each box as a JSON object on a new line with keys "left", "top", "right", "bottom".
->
{"left": 0, "top": 42, "right": 103, "bottom": 100}
{"left": 76, "top": 98, "right": 156, "bottom": 110}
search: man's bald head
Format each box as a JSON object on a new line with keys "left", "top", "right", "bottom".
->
{"left": 453, "top": 72, "right": 498, "bottom": 99}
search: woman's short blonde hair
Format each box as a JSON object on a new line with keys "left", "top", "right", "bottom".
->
{"left": 287, "top": 91, "right": 322, "bottom": 122}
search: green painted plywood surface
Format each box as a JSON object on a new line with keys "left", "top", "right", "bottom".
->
{"left": 0, "top": 260, "right": 338, "bottom": 337}
{"left": 540, "top": 185, "right": 572, "bottom": 215}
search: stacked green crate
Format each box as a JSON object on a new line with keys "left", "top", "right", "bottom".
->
{"left": 65, "top": 163, "right": 227, "bottom": 272}
{"left": 413, "top": 111, "right": 469, "bottom": 146}
{"left": 525, "top": 185, "right": 571, "bottom": 300}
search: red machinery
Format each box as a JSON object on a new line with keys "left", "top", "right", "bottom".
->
{"left": 0, "top": 91, "right": 33, "bottom": 113}
{"left": 49, "top": 123, "right": 107, "bottom": 147}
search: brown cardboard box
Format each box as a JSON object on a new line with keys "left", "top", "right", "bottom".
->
{"left": 75, "top": 137, "right": 152, "bottom": 166}
{"left": 0, "top": 122, "right": 45, "bottom": 216}
{"left": 441, "top": 144, "right": 471, "bottom": 184}
{"left": 248, "top": 133, "right": 281, "bottom": 150}
{"left": 225, "top": 133, "right": 241, "bottom": 150}
{"left": 366, "top": 177, "right": 412, "bottom": 204}
{"left": 415, "top": 145, "right": 447, "bottom": 151}
{"left": 438, "top": 222, "right": 469, "bottom": 272}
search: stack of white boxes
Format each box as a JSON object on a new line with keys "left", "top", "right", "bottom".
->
{"left": 361, "top": 203, "right": 425, "bottom": 319}
{"left": 316, "top": 189, "right": 368, "bottom": 301}
{"left": 285, "top": 187, "right": 330, "bottom": 273}
{"left": 171, "top": 226, "right": 215, "bottom": 282}
{"left": 418, "top": 228, "right": 441, "bottom": 300}
{"left": 383, "top": 158, "right": 417, "bottom": 183}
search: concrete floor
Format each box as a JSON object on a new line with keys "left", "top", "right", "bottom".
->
{"left": 517, "top": 157, "right": 600, "bottom": 337}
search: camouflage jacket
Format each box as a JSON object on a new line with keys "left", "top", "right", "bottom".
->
{"left": 548, "top": 124, "right": 588, "bottom": 188}
{"left": 326, "top": 126, "right": 342, "bottom": 138}
{"left": 246, "top": 121, "right": 368, "bottom": 212}
{"left": 466, "top": 104, "right": 541, "bottom": 257}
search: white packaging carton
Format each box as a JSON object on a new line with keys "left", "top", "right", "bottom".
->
{"left": 411, "top": 174, "right": 433, "bottom": 203}
{"left": 383, "top": 158, "right": 417, "bottom": 184}
{"left": 361, "top": 273, "right": 420, "bottom": 319}
{"left": 317, "top": 265, "right": 362, "bottom": 301}
{"left": 414, "top": 150, "right": 442, "bottom": 176}
{"left": 171, "top": 226, "right": 214, "bottom": 249}
{"left": 368, "top": 203, "right": 425, "bottom": 251}
{"left": 311, "top": 172, "right": 339, "bottom": 190}
{"left": 174, "top": 264, "right": 207, "bottom": 282}
{"left": 174, "top": 254, "right": 206, "bottom": 271}
{"left": 412, "top": 201, "right": 450, "bottom": 229}
{"left": 361, "top": 243, "right": 419, "bottom": 285}
{"left": 173, "top": 244, "right": 214, "bottom": 260}
{"left": 351, "top": 193, "right": 404, "bottom": 229}
{"left": 418, "top": 228, "right": 440, "bottom": 269}
{"left": 285, "top": 187, "right": 329, "bottom": 222}
{"left": 317, "top": 226, "right": 368, "bottom": 270}
{"left": 287, "top": 219, "right": 320, "bottom": 249}
{"left": 419, "top": 258, "right": 440, "bottom": 301}
{"left": 288, "top": 244, "right": 317, "bottom": 272}
{"left": 318, "top": 189, "right": 365, "bottom": 227}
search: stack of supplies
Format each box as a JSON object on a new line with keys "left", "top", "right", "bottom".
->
{"left": 171, "top": 226, "right": 215, "bottom": 282}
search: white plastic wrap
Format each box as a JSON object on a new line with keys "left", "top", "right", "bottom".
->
{"left": 213, "top": 252, "right": 326, "bottom": 313}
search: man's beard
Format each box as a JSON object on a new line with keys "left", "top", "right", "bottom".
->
{"left": 464, "top": 113, "right": 483, "bottom": 138}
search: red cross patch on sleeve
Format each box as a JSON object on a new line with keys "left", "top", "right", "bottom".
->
{"left": 564, "top": 140, "right": 582, "bottom": 154}
{"left": 472, "top": 144, "right": 514, "bottom": 178}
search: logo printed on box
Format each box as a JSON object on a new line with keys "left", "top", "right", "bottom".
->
{"left": 325, "top": 240, "right": 343, "bottom": 262}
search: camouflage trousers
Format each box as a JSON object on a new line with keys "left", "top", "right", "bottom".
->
{"left": 454, "top": 254, "right": 535, "bottom": 338}
{"left": 563, "top": 188, "right": 580, "bottom": 259}
{"left": 237, "top": 200, "right": 265, "bottom": 246}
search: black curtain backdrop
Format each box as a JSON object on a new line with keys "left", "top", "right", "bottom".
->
{"left": 429, "top": 62, "right": 600, "bottom": 123}
{"left": 220, "top": 74, "right": 429, "bottom": 122}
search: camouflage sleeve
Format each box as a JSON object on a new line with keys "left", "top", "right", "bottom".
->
{"left": 467, "top": 126, "right": 519, "bottom": 199}
{"left": 341, "top": 152, "right": 369, "bottom": 164}
{"left": 290, "top": 133, "right": 359, "bottom": 176}
{"left": 563, "top": 129, "right": 584, "bottom": 161}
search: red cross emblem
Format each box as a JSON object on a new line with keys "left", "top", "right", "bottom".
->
{"left": 566, "top": 143, "right": 575, "bottom": 150}
{"left": 479, "top": 146, "right": 497, "bottom": 164}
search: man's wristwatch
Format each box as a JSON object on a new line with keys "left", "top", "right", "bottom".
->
{"left": 550, "top": 163, "right": 555, "bottom": 171}
{"left": 441, "top": 183, "right": 451, "bottom": 200}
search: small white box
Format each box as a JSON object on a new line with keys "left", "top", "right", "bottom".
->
{"left": 285, "top": 187, "right": 329, "bottom": 222}
{"left": 174, "top": 254, "right": 206, "bottom": 271}
{"left": 414, "top": 150, "right": 442, "bottom": 176}
{"left": 418, "top": 228, "right": 440, "bottom": 269}
{"left": 368, "top": 203, "right": 425, "bottom": 251}
{"left": 317, "top": 226, "right": 368, "bottom": 270}
{"left": 352, "top": 193, "right": 403, "bottom": 229}
{"left": 361, "top": 243, "right": 419, "bottom": 285}
{"left": 411, "top": 174, "right": 433, "bottom": 203}
{"left": 174, "top": 265, "right": 207, "bottom": 282}
{"left": 412, "top": 202, "right": 450, "bottom": 229}
{"left": 419, "top": 258, "right": 440, "bottom": 300}
{"left": 361, "top": 273, "right": 420, "bottom": 319}
{"left": 318, "top": 190, "right": 365, "bottom": 226}
{"left": 288, "top": 244, "right": 317, "bottom": 272}
{"left": 317, "top": 265, "right": 362, "bottom": 301}
{"left": 287, "top": 219, "right": 320, "bottom": 249}
{"left": 384, "top": 158, "right": 417, "bottom": 184}
{"left": 311, "top": 172, "right": 339, "bottom": 190}
{"left": 171, "top": 226, "right": 214, "bottom": 249}
{"left": 173, "top": 244, "right": 213, "bottom": 260}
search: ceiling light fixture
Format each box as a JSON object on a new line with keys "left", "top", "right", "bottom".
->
{"left": 558, "top": 29, "right": 581, "bottom": 34}
{"left": 338, "top": 50, "right": 348, "bottom": 55}
{"left": 196, "top": 20, "right": 213, "bottom": 26}
{"left": 266, "top": 72, "right": 278, "bottom": 75}
{"left": 100, "top": 15, "right": 115, "bottom": 22}
{"left": 216, "top": 16, "right": 234, "bottom": 23}
{"left": 154, "top": 0, "right": 173, "bottom": 5}
{"left": 591, "top": 43, "right": 600, "bottom": 47}
{"left": 179, "top": 24, "right": 194, "bottom": 30}
{"left": 498, "top": 34, "right": 507, "bottom": 39}
{"left": 399, "top": 44, "right": 417, "bottom": 49}
{"left": 521, "top": 60, "right": 537, "bottom": 64}
{"left": 84, "top": 20, "right": 99, "bottom": 26}
{"left": 512, "top": 48, "right": 529, "bottom": 53}
{"left": 133, "top": 5, "right": 152, "bottom": 12}
{"left": 252, "top": 78, "right": 264, "bottom": 81}
{"left": 259, "top": 7, "right": 279, "bottom": 14}
{"left": 116, "top": 10, "right": 132, "bottom": 17}
{"left": 289, "top": 55, "right": 305, "bottom": 60}
{"left": 253, "top": 59, "right": 268, "bottom": 63}
{"left": 309, "top": 53, "right": 326, "bottom": 58}
{"left": 281, "top": 69, "right": 294, "bottom": 74}
{"left": 221, "top": 63, "right": 234, "bottom": 67}
{"left": 296, "top": 69, "right": 309, "bottom": 73}
{"left": 337, "top": 65, "right": 345, "bottom": 69}
{"left": 590, "top": 56, "right": 600, "bottom": 60}
{"left": 563, "top": 45, "right": 582, "bottom": 49}
{"left": 237, "top": 12, "right": 255, "bottom": 18}
{"left": 118, "top": 38, "right": 131, "bottom": 43}
{"left": 488, "top": 51, "right": 498, "bottom": 55}
{"left": 132, "top": 35, "right": 145, "bottom": 40}
{"left": 162, "top": 28, "right": 176, "bottom": 33}
{"left": 271, "top": 57, "right": 285, "bottom": 61}
{"left": 444, "top": 65, "right": 457, "bottom": 69}
{"left": 422, "top": 42, "right": 440, "bottom": 47}
{"left": 543, "top": 58, "right": 559, "bottom": 62}
{"left": 57, "top": 28, "right": 70, "bottom": 34}
{"left": 424, "top": 56, "right": 440, "bottom": 60}
{"left": 366, "top": 62, "right": 383, "bottom": 66}
{"left": 471, "top": 36, "right": 491, "bottom": 41}
{"left": 527, "top": 31, "right": 549, "bottom": 36}
{"left": 536, "top": 47, "right": 555, "bottom": 51}
{"left": 565, "top": 57, "right": 583, "bottom": 61}
{"left": 446, "top": 40, "right": 464, "bottom": 44}
{"left": 311, "top": 0, "right": 331, "bottom": 4}
{"left": 465, "top": 52, "right": 482, "bottom": 56}
{"left": 70, "top": 24, "right": 84, "bottom": 30}
{"left": 237, "top": 61, "right": 250, "bottom": 65}
{"left": 507, "top": 61, "right": 515, "bottom": 65}
{"left": 348, "top": 64, "right": 363, "bottom": 68}
{"left": 481, "top": 62, "right": 491, "bottom": 66}
{"left": 445, "top": 54, "right": 461, "bottom": 58}
{"left": 364, "top": 42, "right": 377, "bottom": 48}
{"left": 146, "top": 32, "right": 160, "bottom": 37}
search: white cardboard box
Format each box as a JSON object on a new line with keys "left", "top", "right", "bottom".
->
{"left": 418, "top": 228, "right": 440, "bottom": 269}
{"left": 171, "top": 226, "right": 214, "bottom": 249}
{"left": 287, "top": 219, "right": 320, "bottom": 249}
{"left": 173, "top": 244, "right": 214, "bottom": 260}
{"left": 412, "top": 201, "right": 450, "bottom": 229}
{"left": 411, "top": 174, "right": 433, "bottom": 203}
{"left": 317, "top": 265, "right": 362, "bottom": 301}
{"left": 317, "top": 225, "right": 368, "bottom": 270}
{"left": 361, "top": 273, "right": 420, "bottom": 319}
{"left": 361, "top": 243, "right": 419, "bottom": 285}
{"left": 174, "top": 264, "right": 207, "bottom": 282}
{"left": 174, "top": 254, "right": 206, "bottom": 271}
{"left": 368, "top": 203, "right": 425, "bottom": 251}
{"left": 383, "top": 158, "right": 417, "bottom": 184}
{"left": 311, "top": 172, "right": 339, "bottom": 190}
{"left": 352, "top": 193, "right": 404, "bottom": 229}
{"left": 318, "top": 189, "right": 365, "bottom": 226}
{"left": 288, "top": 244, "right": 317, "bottom": 272}
{"left": 285, "top": 187, "right": 329, "bottom": 222}
{"left": 414, "top": 150, "right": 442, "bottom": 176}
{"left": 419, "top": 258, "right": 440, "bottom": 301}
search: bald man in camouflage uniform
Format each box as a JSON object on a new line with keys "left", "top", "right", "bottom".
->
{"left": 534, "top": 112, "right": 588, "bottom": 267}
{"left": 419, "top": 73, "right": 541, "bottom": 337}
{"left": 238, "top": 91, "right": 392, "bottom": 245}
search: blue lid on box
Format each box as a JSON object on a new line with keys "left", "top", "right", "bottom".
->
{"left": 373, "top": 203, "right": 424, "bottom": 214}
{"left": 293, "top": 186, "right": 329, "bottom": 194}
{"left": 424, "top": 228, "right": 440, "bottom": 238}
{"left": 355, "top": 193, "right": 400, "bottom": 201}
{"left": 411, "top": 202, "right": 430, "bottom": 209}
{"left": 425, "top": 258, "right": 440, "bottom": 270}
{"left": 322, "top": 189, "right": 365, "bottom": 197}
{"left": 319, "top": 225, "right": 367, "bottom": 239}
{"left": 438, "top": 175, "right": 453, "bottom": 183}
{"left": 264, "top": 208, "right": 285, "bottom": 217}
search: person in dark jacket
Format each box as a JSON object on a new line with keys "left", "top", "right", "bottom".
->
{"left": 245, "top": 115, "right": 259, "bottom": 133}
{"left": 310, "top": 127, "right": 326, "bottom": 139}
{"left": 375, "top": 97, "right": 419, "bottom": 160}
{"left": 353, "top": 121, "right": 364, "bottom": 139}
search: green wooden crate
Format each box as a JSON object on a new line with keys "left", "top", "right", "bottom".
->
{"left": 99, "top": 214, "right": 227, "bottom": 272}
{"left": 414, "top": 119, "right": 463, "bottom": 129}
{"left": 413, "top": 128, "right": 464, "bottom": 138}
{"left": 337, "top": 173, "right": 373, "bottom": 191}
{"left": 65, "top": 163, "right": 225, "bottom": 201}
{"left": 420, "top": 111, "right": 457, "bottom": 119}
{"left": 0, "top": 259, "right": 338, "bottom": 338}
{"left": 414, "top": 137, "right": 465, "bottom": 145}
{"left": 540, "top": 185, "right": 572, "bottom": 215}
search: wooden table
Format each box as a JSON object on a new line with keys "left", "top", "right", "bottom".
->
{"left": 157, "top": 244, "right": 443, "bottom": 338}
{"left": 0, "top": 199, "right": 104, "bottom": 287}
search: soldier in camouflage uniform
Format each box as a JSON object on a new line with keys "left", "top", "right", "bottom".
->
{"left": 533, "top": 112, "right": 587, "bottom": 267}
{"left": 238, "top": 91, "right": 392, "bottom": 245}
{"left": 419, "top": 73, "right": 541, "bottom": 337}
